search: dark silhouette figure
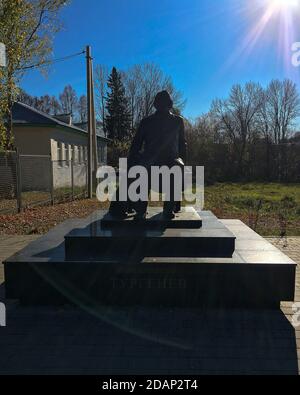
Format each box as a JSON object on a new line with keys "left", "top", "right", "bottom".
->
{"left": 109, "top": 90, "right": 187, "bottom": 219}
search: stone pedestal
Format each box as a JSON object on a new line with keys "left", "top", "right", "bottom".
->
{"left": 4, "top": 208, "right": 296, "bottom": 308}
{"left": 101, "top": 207, "right": 203, "bottom": 229}
{"left": 65, "top": 208, "right": 235, "bottom": 260}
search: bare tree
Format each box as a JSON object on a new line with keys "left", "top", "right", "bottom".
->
{"left": 18, "top": 89, "right": 37, "bottom": 107}
{"left": 123, "top": 63, "right": 186, "bottom": 130}
{"left": 265, "top": 79, "right": 300, "bottom": 144}
{"left": 37, "top": 94, "right": 52, "bottom": 113}
{"left": 49, "top": 95, "right": 61, "bottom": 115}
{"left": 94, "top": 64, "right": 108, "bottom": 134}
{"left": 138, "top": 63, "right": 163, "bottom": 119}
{"left": 122, "top": 65, "right": 143, "bottom": 133}
{"left": 18, "top": 90, "right": 61, "bottom": 115}
{"left": 256, "top": 89, "right": 270, "bottom": 140}
{"left": 163, "top": 75, "right": 186, "bottom": 114}
{"left": 265, "top": 79, "right": 300, "bottom": 180}
{"left": 211, "top": 82, "right": 264, "bottom": 176}
{"left": 78, "top": 95, "right": 87, "bottom": 123}
{"left": 59, "top": 84, "right": 78, "bottom": 117}
{"left": 94, "top": 62, "right": 186, "bottom": 135}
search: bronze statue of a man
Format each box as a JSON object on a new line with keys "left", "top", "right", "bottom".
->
{"left": 109, "top": 90, "right": 187, "bottom": 219}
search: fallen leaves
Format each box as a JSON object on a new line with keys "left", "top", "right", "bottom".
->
{"left": 0, "top": 199, "right": 109, "bottom": 235}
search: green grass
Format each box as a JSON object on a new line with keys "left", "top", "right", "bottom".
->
{"left": 204, "top": 183, "right": 300, "bottom": 236}
{"left": 145, "top": 182, "right": 300, "bottom": 236}
{"left": 1, "top": 182, "right": 299, "bottom": 236}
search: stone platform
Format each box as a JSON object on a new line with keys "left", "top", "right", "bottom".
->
{"left": 65, "top": 209, "right": 234, "bottom": 260}
{"left": 102, "top": 207, "right": 203, "bottom": 229}
{"left": 3, "top": 209, "right": 296, "bottom": 308}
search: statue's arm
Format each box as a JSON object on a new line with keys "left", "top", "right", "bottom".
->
{"left": 179, "top": 118, "right": 187, "bottom": 163}
{"left": 128, "top": 120, "right": 145, "bottom": 164}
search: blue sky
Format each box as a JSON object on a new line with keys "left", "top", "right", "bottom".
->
{"left": 21, "top": 0, "right": 300, "bottom": 119}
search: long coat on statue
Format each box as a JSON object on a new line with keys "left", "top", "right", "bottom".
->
{"left": 109, "top": 110, "right": 187, "bottom": 216}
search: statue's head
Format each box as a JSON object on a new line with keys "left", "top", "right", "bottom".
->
{"left": 154, "top": 91, "right": 173, "bottom": 111}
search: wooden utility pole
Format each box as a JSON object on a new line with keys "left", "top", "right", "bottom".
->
{"left": 86, "top": 45, "right": 98, "bottom": 198}
{"left": 91, "top": 65, "right": 98, "bottom": 171}
{"left": 86, "top": 45, "right": 93, "bottom": 198}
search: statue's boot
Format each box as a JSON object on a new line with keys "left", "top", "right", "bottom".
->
{"left": 109, "top": 201, "right": 128, "bottom": 219}
{"left": 134, "top": 212, "right": 147, "bottom": 221}
{"left": 174, "top": 202, "right": 181, "bottom": 213}
{"left": 163, "top": 201, "right": 175, "bottom": 219}
{"left": 163, "top": 211, "right": 175, "bottom": 219}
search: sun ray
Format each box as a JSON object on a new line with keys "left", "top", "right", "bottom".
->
{"left": 218, "top": 0, "right": 300, "bottom": 78}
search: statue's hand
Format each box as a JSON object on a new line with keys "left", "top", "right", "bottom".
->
{"left": 174, "top": 158, "right": 185, "bottom": 167}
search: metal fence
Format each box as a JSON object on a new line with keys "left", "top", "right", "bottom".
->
{"left": 0, "top": 151, "right": 19, "bottom": 214}
{"left": 0, "top": 151, "right": 88, "bottom": 214}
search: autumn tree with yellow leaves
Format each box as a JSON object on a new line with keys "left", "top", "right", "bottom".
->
{"left": 0, "top": 0, "right": 69, "bottom": 150}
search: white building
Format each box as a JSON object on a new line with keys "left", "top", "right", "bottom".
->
{"left": 12, "top": 102, "right": 109, "bottom": 190}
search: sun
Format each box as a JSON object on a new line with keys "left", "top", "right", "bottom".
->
{"left": 222, "top": 0, "right": 300, "bottom": 75}
{"left": 267, "top": 0, "right": 299, "bottom": 11}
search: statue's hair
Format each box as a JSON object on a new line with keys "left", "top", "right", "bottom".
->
{"left": 154, "top": 91, "right": 173, "bottom": 110}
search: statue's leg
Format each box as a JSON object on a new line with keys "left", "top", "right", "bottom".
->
{"left": 163, "top": 170, "right": 176, "bottom": 218}
{"left": 174, "top": 163, "right": 184, "bottom": 213}
{"left": 126, "top": 176, "right": 136, "bottom": 215}
{"left": 163, "top": 161, "right": 185, "bottom": 216}
{"left": 108, "top": 187, "right": 128, "bottom": 218}
{"left": 134, "top": 166, "right": 150, "bottom": 220}
{"left": 174, "top": 201, "right": 181, "bottom": 213}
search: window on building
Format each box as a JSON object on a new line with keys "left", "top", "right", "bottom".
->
{"left": 58, "top": 142, "right": 63, "bottom": 167}
{"left": 70, "top": 145, "right": 75, "bottom": 162}
{"left": 73, "top": 146, "right": 79, "bottom": 163}
{"left": 98, "top": 144, "right": 105, "bottom": 164}
{"left": 65, "top": 144, "right": 70, "bottom": 165}
{"left": 79, "top": 146, "right": 84, "bottom": 164}
{"left": 102, "top": 146, "right": 105, "bottom": 163}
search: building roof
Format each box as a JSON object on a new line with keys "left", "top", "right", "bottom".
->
{"left": 74, "top": 121, "right": 108, "bottom": 139}
{"left": 12, "top": 102, "right": 109, "bottom": 142}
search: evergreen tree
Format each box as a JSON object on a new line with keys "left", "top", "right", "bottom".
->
{"left": 105, "top": 67, "right": 131, "bottom": 141}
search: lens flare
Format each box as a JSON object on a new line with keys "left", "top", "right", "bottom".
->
{"left": 221, "top": 0, "right": 300, "bottom": 77}
{"left": 268, "top": 0, "right": 299, "bottom": 10}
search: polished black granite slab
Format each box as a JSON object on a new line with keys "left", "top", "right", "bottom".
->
{"left": 102, "top": 207, "right": 202, "bottom": 229}
{"left": 4, "top": 211, "right": 296, "bottom": 308}
{"left": 65, "top": 210, "right": 235, "bottom": 260}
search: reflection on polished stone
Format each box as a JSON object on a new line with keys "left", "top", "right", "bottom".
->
{"left": 102, "top": 207, "right": 203, "bottom": 230}
{"left": 3, "top": 209, "right": 297, "bottom": 308}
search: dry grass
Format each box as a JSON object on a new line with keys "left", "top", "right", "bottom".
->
{"left": 0, "top": 183, "right": 299, "bottom": 236}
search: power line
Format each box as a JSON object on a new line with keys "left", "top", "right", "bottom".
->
{"left": 17, "top": 49, "right": 86, "bottom": 71}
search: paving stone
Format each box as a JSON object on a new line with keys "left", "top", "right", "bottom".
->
{"left": 0, "top": 234, "right": 299, "bottom": 375}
